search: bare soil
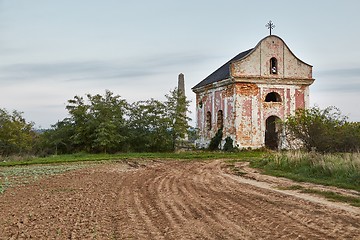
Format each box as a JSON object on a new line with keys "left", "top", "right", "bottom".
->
{"left": 0, "top": 160, "right": 359, "bottom": 239}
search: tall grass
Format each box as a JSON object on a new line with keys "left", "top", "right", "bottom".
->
{"left": 252, "top": 151, "right": 360, "bottom": 191}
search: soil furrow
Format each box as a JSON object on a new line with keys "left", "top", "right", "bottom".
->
{"left": 0, "top": 160, "right": 359, "bottom": 239}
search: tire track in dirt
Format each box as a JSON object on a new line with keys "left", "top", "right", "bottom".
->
{"left": 200, "top": 161, "right": 354, "bottom": 239}
{"left": 165, "top": 171, "right": 238, "bottom": 239}
{"left": 173, "top": 168, "right": 252, "bottom": 239}
{"left": 180, "top": 163, "right": 313, "bottom": 239}
{"left": 0, "top": 160, "right": 359, "bottom": 239}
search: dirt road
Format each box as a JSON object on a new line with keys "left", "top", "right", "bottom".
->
{"left": 0, "top": 160, "right": 359, "bottom": 239}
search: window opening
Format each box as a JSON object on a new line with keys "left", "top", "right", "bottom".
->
{"left": 198, "top": 101, "right": 203, "bottom": 108}
{"left": 265, "top": 92, "right": 281, "bottom": 102}
{"left": 270, "top": 57, "right": 278, "bottom": 74}
{"left": 206, "top": 111, "right": 212, "bottom": 130}
{"left": 217, "top": 110, "right": 223, "bottom": 129}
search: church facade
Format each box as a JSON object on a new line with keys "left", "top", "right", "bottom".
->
{"left": 192, "top": 35, "right": 315, "bottom": 149}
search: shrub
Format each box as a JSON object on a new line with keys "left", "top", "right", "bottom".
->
{"left": 223, "top": 137, "right": 235, "bottom": 152}
{"left": 284, "top": 106, "right": 360, "bottom": 152}
{"left": 208, "top": 129, "right": 223, "bottom": 151}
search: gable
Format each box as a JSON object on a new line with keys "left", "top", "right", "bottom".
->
{"left": 231, "top": 35, "right": 313, "bottom": 80}
{"left": 192, "top": 35, "right": 314, "bottom": 92}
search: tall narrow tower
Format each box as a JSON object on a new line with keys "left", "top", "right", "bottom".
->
{"left": 177, "top": 73, "right": 188, "bottom": 142}
{"left": 178, "top": 73, "right": 185, "bottom": 97}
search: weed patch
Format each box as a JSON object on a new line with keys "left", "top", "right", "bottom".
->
{"left": 0, "top": 164, "right": 89, "bottom": 193}
{"left": 226, "top": 163, "right": 247, "bottom": 176}
{"left": 299, "top": 189, "right": 360, "bottom": 207}
{"left": 277, "top": 185, "right": 304, "bottom": 191}
{"left": 252, "top": 151, "right": 360, "bottom": 192}
{"left": 277, "top": 185, "right": 360, "bottom": 207}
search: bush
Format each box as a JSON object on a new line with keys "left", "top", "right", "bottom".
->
{"left": 284, "top": 106, "right": 360, "bottom": 152}
{"left": 223, "top": 137, "right": 235, "bottom": 152}
{"left": 208, "top": 129, "right": 223, "bottom": 151}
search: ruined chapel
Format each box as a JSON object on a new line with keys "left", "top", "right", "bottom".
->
{"left": 192, "top": 35, "right": 315, "bottom": 149}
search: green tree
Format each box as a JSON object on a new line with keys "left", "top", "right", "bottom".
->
{"left": 41, "top": 87, "right": 192, "bottom": 154}
{"left": 66, "top": 95, "right": 91, "bottom": 151}
{"left": 127, "top": 99, "right": 172, "bottom": 152}
{"left": 37, "top": 119, "right": 75, "bottom": 155}
{"left": 0, "top": 109, "right": 35, "bottom": 156}
{"left": 65, "top": 90, "right": 127, "bottom": 153}
{"left": 87, "top": 90, "right": 127, "bottom": 153}
{"left": 164, "top": 88, "right": 191, "bottom": 151}
{"left": 126, "top": 88, "right": 191, "bottom": 152}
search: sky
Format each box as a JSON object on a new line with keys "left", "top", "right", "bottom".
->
{"left": 1, "top": 0, "right": 360, "bottom": 128}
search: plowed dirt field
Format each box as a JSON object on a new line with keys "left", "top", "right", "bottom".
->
{"left": 0, "top": 160, "right": 359, "bottom": 239}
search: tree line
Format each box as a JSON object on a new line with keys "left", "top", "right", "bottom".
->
{"left": 1, "top": 92, "right": 360, "bottom": 156}
{"left": 0, "top": 88, "right": 191, "bottom": 156}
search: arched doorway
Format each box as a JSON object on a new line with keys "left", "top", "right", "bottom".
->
{"left": 265, "top": 116, "right": 281, "bottom": 150}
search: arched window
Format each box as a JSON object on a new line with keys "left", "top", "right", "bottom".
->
{"left": 265, "top": 92, "right": 282, "bottom": 102}
{"left": 270, "top": 57, "right": 278, "bottom": 74}
{"left": 206, "top": 111, "right": 212, "bottom": 130}
{"left": 217, "top": 110, "right": 223, "bottom": 129}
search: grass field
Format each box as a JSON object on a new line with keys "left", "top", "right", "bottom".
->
{"left": 0, "top": 151, "right": 264, "bottom": 167}
{"left": 251, "top": 151, "right": 360, "bottom": 192}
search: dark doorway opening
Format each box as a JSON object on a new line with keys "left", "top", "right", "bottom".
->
{"left": 265, "top": 116, "right": 280, "bottom": 150}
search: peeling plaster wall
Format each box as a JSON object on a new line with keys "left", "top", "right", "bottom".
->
{"left": 194, "top": 35, "right": 313, "bottom": 149}
{"left": 195, "top": 82, "right": 310, "bottom": 149}
{"left": 232, "top": 47, "right": 261, "bottom": 77}
{"left": 233, "top": 83, "right": 309, "bottom": 148}
{"left": 195, "top": 84, "right": 236, "bottom": 148}
{"left": 231, "top": 35, "right": 312, "bottom": 80}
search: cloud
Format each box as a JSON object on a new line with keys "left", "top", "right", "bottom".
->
{"left": 315, "top": 67, "right": 360, "bottom": 78}
{"left": 0, "top": 61, "right": 128, "bottom": 82}
{"left": 0, "top": 51, "right": 215, "bottom": 85}
{"left": 313, "top": 67, "right": 360, "bottom": 93}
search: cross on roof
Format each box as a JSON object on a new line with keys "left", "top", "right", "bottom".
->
{"left": 265, "top": 21, "right": 275, "bottom": 35}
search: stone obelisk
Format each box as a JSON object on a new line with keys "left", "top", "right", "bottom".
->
{"left": 177, "top": 73, "right": 188, "bottom": 142}
{"left": 178, "top": 73, "right": 185, "bottom": 97}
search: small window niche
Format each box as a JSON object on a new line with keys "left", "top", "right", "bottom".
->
{"left": 217, "top": 110, "right": 223, "bottom": 129}
{"left": 206, "top": 111, "right": 212, "bottom": 131}
{"left": 270, "top": 57, "right": 278, "bottom": 74}
{"left": 198, "top": 101, "right": 203, "bottom": 108}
